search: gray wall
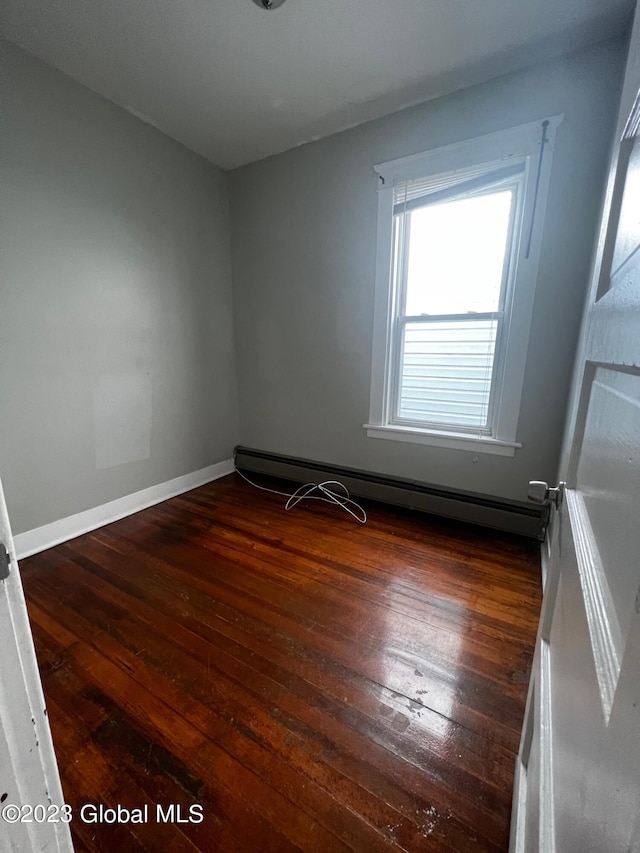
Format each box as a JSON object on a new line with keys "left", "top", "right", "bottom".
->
{"left": 229, "top": 39, "right": 625, "bottom": 502}
{"left": 0, "top": 36, "right": 626, "bottom": 534}
{"left": 1, "top": 42, "right": 238, "bottom": 534}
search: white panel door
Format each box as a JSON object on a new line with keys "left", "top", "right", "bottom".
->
{"left": 0, "top": 473, "right": 72, "bottom": 852}
{"left": 511, "top": 11, "right": 640, "bottom": 853}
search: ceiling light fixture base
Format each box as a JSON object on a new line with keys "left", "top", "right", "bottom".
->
{"left": 251, "top": 0, "right": 287, "bottom": 9}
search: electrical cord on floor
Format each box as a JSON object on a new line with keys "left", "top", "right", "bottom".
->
{"left": 234, "top": 468, "right": 367, "bottom": 524}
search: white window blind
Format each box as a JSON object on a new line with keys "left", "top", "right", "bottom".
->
{"left": 391, "top": 160, "right": 523, "bottom": 211}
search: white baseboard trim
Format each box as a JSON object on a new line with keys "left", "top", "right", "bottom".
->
{"left": 14, "top": 458, "right": 235, "bottom": 560}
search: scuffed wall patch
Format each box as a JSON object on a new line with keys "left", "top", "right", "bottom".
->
{"left": 93, "top": 373, "right": 152, "bottom": 469}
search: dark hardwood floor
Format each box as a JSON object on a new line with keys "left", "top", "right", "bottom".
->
{"left": 20, "top": 473, "right": 542, "bottom": 852}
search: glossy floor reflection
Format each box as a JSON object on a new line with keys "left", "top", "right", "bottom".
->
{"left": 20, "top": 472, "right": 541, "bottom": 852}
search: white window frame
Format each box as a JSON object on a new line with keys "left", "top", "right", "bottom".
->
{"left": 365, "top": 116, "right": 564, "bottom": 457}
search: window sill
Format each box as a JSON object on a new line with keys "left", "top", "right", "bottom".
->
{"left": 363, "top": 423, "right": 521, "bottom": 457}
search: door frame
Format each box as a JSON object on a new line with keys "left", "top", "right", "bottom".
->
{"left": 0, "top": 474, "right": 72, "bottom": 852}
{"left": 509, "top": 9, "right": 640, "bottom": 851}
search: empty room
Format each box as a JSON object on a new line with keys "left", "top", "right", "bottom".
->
{"left": 1, "top": 1, "right": 639, "bottom": 851}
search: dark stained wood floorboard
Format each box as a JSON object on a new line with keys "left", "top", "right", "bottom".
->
{"left": 20, "top": 473, "right": 541, "bottom": 852}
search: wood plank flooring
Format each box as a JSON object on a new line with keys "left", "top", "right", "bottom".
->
{"left": 19, "top": 473, "right": 542, "bottom": 852}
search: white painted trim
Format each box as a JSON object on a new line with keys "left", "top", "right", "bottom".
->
{"left": 364, "top": 423, "right": 520, "bottom": 456}
{"left": 375, "top": 115, "right": 564, "bottom": 183}
{"left": 368, "top": 187, "right": 396, "bottom": 426}
{"left": 14, "top": 459, "right": 234, "bottom": 560}
{"left": 0, "top": 475, "right": 73, "bottom": 852}
{"left": 622, "top": 87, "right": 640, "bottom": 140}
{"left": 566, "top": 488, "right": 622, "bottom": 721}
{"left": 367, "top": 115, "right": 563, "bottom": 452}
{"left": 541, "top": 533, "right": 551, "bottom": 590}
{"left": 539, "top": 639, "right": 556, "bottom": 853}
{"left": 509, "top": 755, "right": 528, "bottom": 853}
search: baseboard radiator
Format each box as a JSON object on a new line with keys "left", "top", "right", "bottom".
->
{"left": 234, "top": 446, "right": 547, "bottom": 540}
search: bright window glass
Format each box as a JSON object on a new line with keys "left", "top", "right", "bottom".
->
{"left": 404, "top": 189, "right": 513, "bottom": 316}
{"left": 398, "top": 319, "right": 498, "bottom": 427}
{"left": 394, "top": 184, "right": 515, "bottom": 431}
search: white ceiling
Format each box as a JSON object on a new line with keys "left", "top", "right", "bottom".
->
{"left": 0, "top": 0, "right": 634, "bottom": 169}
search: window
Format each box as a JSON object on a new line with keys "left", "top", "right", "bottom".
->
{"left": 366, "top": 117, "right": 563, "bottom": 456}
